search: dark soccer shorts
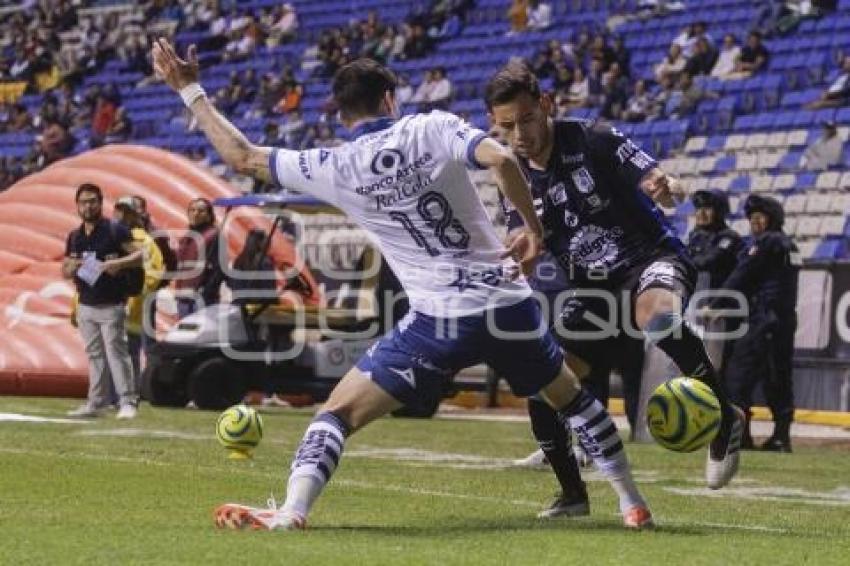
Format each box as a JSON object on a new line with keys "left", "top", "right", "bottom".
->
{"left": 355, "top": 296, "right": 564, "bottom": 410}
{"left": 546, "top": 252, "right": 696, "bottom": 364}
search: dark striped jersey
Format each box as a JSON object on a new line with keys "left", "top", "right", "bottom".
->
{"left": 503, "top": 119, "right": 685, "bottom": 288}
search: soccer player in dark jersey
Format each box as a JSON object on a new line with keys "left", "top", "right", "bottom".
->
{"left": 484, "top": 62, "right": 745, "bottom": 500}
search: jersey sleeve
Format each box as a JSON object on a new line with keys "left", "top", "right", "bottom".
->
{"left": 586, "top": 121, "right": 657, "bottom": 188}
{"left": 268, "top": 147, "right": 338, "bottom": 205}
{"left": 426, "top": 110, "right": 489, "bottom": 170}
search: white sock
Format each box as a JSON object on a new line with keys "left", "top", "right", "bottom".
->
{"left": 280, "top": 412, "right": 348, "bottom": 518}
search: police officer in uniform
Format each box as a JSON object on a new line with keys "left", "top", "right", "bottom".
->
{"left": 687, "top": 190, "right": 743, "bottom": 289}
{"left": 720, "top": 195, "right": 800, "bottom": 452}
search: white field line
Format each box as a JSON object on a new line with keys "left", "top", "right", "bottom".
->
{"left": 0, "top": 446, "right": 796, "bottom": 534}
{"left": 0, "top": 412, "right": 95, "bottom": 425}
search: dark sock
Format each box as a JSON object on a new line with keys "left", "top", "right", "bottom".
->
{"left": 528, "top": 398, "right": 586, "bottom": 500}
{"left": 645, "top": 312, "right": 734, "bottom": 423}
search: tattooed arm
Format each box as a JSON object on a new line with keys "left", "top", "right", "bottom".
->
{"left": 152, "top": 38, "right": 271, "bottom": 180}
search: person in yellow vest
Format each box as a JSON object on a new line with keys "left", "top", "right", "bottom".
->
{"left": 113, "top": 196, "right": 164, "bottom": 390}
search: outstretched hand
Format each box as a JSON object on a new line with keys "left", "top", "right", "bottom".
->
{"left": 152, "top": 38, "right": 200, "bottom": 92}
{"left": 501, "top": 228, "right": 542, "bottom": 278}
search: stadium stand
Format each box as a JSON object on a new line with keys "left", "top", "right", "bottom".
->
{"left": 0, "top": 0, "right": 848, "bottom": 264}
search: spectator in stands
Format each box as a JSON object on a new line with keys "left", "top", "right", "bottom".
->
{"left": 586, "top": 57, "right": 606, "bottom": 108}
{"left": 63, "top": 183, "right": 141, "bottom": 419}
{"left": 590, "top": 34, "right": 617, "bottom": 71}
{"left": 105, "top": 108, "right": 133, "bottom": 144}
{"left": 686, "top": 36, "right": 718, "bottom": 77}
{"left": 315, "top": 124, "right": 343, "bottom": 148}
{"left": 669, "top": 72, "right": 718, "bottom": 118}
{"left": 654, "top": 43, "right": 686, "bottom": 84}
{"left": 8, "top": 103, "right": 31, "bottom": 132}
{"left": 730, "top": 31, "right": 769, "bottom": 79}
{"left": 404, "top": 23, "right": 432, "bottom": 59}
{"left": 119, "top": 32, "right": 152, "bottom": 77}
{"left": 37, "top": 117, "right": 74, "bottom": 165}
{"left": 223, "top": 18, "right": 259, "bottom": 62}
{"left": 622, "top": 79, "right": 654, "bottom": 122}
{"left": 396, "top": 74, "right": 414, "bottom": 108}
{"left": 800, "top": 121, "right": 844, "bottom": 170}
{"left": 601, "top": 62, "right": 629, "bottom": 119}
{"left": 807, "top": 56, "right": 850, "bottom": 109}
{"left": 558, "top": 66, "right": 589, "bottom": 112}
{"left": 90, "top": 89, "right": 119, "bottom": 147}
{"left": 174, "top": 197, "right": 223, "bottom": 319}
{"left": 507, "top": 0, "right": 529, "bottom": 34}
{"left": 611, "top": 36, "right": 631, "bottom": 77}
{"left": 113, "top": 196, "right": 163, "bottom": 389}
{"left": 267, "top": 3, "right": 298, "bottom": 47}
{"left": 527, "top": 1, "right": 553, "bottom": 31}
{"left": 274, "top": 81, "right": 304, "bottom": 115}
{"left": 710, "top": 34, "right": 741, "bottom": 79}
{"left": 280, "top": 109, "right": 306, "bottom": 147}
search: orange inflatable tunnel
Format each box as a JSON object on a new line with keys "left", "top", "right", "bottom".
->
{"left": 0, "top": 145, "right": 320, "bottom": 398}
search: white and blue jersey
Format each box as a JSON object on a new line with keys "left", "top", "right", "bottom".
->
{"left": 269, "top": 112, "right": 563, "bottom": 405}
{"left": 270, "top": 111, "right": 531, "bottom": 318}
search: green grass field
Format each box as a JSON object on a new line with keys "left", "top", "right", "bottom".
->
{"left": 1, "top": 397, "right": 848, "bottom": 565}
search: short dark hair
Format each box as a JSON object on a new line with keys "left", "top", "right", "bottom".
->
{"left": 76, "top": 183, "right": 103, "bottom": 202}
{"left": 332, "top": 58, "right": 397, "bottom": 121}
{"left": 484, "top": 61, "right": 541, "bottom": 111}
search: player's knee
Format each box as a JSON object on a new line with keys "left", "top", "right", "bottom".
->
{"left": 538, "top": 364, "right": 582, "bottom": 410}
{"left": 642, "top": 310, "right": 683, "bottom": 344}
{"left": 634, "top": 289, "right": 681, "bottom": 330}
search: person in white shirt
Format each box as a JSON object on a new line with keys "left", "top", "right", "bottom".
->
{"left": 152, "top": 40, "right": 649, "bottom": 532}
{"left": 710, "top": 34, "right": 741, "bottom": 79}
{"left": 427, "top": 67, "right": 452, "bottom": 110}
{"left": 801, "top": 121, "right": 845, "bottom": 170}
{"left": 527, "top": 0, "right": 553, "bottom": 30}
{"left": 654, "top": 43, "right": 686, "bottom": 84}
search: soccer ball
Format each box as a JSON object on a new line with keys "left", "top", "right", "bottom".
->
{"left": 216, "top": 404, "right": 263, "bottom": 457}
{"left": 646, "top": 377, "right": 721, "bottom": 452}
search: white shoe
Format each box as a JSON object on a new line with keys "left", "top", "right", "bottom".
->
{"left": 214, "top": 503, "right": 306, "bottom": 531}
{"left": 67, "top": 404, "right": 104, "bottom": 418}
{"left": 262, "top": 394, "right": 291, "bottom": 408}
{"left": 706, "top": 406, "right": 745, "bottom": 489}
{"left": 513, "top": 448, "right": 548, "bottom": 468}
{"left": 117, "top": 405, "right": 138, "bottom": 420}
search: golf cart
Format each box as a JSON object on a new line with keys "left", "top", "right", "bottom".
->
{"left": 143, "top": 194, "right": 484, "bottom": 416}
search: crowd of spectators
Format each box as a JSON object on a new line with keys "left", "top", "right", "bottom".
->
{"left": 526, "top": 21, "right": 782, "bottom": 123}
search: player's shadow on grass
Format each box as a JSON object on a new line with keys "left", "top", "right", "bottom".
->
{"left": 312, "top": 516, "right": 743, "bottom": 537}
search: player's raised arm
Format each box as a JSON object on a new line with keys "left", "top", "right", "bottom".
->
{"left": 152, "top": 39, "right": 272, "bottom": 180}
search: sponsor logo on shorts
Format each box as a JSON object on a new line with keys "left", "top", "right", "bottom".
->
{"left": 298, "top": 151, "right": 312, "bottom": 180}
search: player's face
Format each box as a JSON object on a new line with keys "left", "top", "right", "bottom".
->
{"left": 694, "top": 207, "right": 715, "bottom": 227}
{"left": 749, "top": 211, "right": 768, "bottom": 235}
{"left": 489, "top": 93, "right": 549, "bottom": 161}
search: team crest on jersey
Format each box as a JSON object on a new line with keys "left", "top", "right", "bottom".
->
{"left": 571, "top": 167, "right": 595, "bottom": 194}
{"left": 370, "top": 148, "right": 406, "bottom": 175}
{"left": 568, "top": 225, "right": 622, "bottom": 269}
{"left": 548, "top": 182, "right": 568, "bottom": 206}
{"left": 563, "top": 208, "right": 579, "bottom": 228}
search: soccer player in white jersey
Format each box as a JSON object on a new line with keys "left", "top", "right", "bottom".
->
{"left": 153, "top": 40, "right": 653, "bottom": 530}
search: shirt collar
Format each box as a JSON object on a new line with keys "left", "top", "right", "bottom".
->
{"left": 350, "top": 116, "right": 395, "bottom": 139}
